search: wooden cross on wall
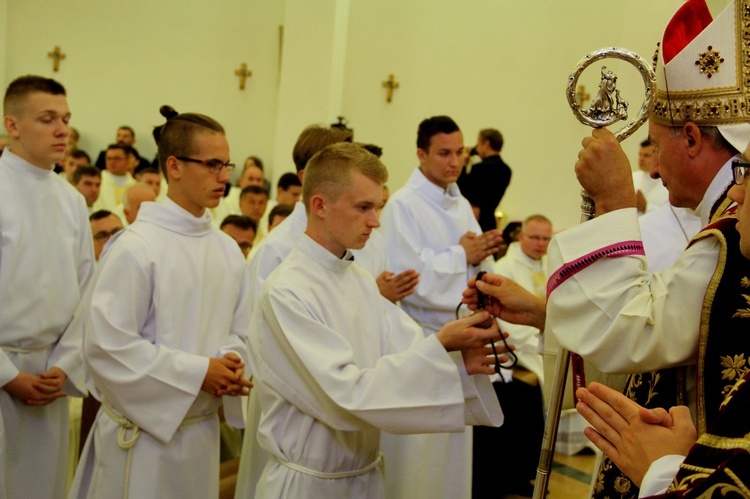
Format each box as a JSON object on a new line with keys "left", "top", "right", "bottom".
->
{"left": 382, "top": 74, "right": 399, "bottom": 103}
{"left": 48, "top": 46, "right": 66, "bottom": 72}
{"left": 575, "top": 85, "right": 590, "bottom": 109}
{"left": 234, "top": 63, "right": 252, "bottom": 90}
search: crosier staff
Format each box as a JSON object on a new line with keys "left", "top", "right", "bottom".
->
{"left": 533, "top": 47, "right": 656, "bottom": 499}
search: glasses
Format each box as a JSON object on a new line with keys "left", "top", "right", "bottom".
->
{"left": 732, "top": 159, "right": 750, "bottom": 186}
{"left": 522, "top": 233, "right": 551, "bottom": 242}
{"left": 175, "top": 156, "right": 236, "bottom": 174}
{"left": 93, "top": 227, "right": 122, "bottom": 241}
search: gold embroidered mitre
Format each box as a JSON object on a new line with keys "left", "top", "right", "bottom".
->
{"left": 652, "top": 0, "right": 750, "bottom": 150}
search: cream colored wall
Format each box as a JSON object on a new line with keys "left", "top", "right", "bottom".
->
{"left": 342, "top": 0, "right": 684, "bottom": 229}
{"left": 0, "top": 0, "right": 7, "bottom": 100}
{"left": 3, "top": 0, "right": 283, "bottom": 175}
{"left": 2, "top": 0, "right": 684, "bottom": 228}
{"left": 270, "top": 0, "right": 350, "bottom": 175}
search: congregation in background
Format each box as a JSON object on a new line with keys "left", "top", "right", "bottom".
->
{"left": 4, "top": 1, "right": 750, "bottom": 498}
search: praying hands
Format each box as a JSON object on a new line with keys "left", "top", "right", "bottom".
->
{"left": 575, "top": 382, "right": 697, "bottom": 487}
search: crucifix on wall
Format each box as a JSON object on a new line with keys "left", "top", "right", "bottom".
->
{"left": 575, "top": 84, "right": 590, "bottom": 109}
{"left": 234, "top": 63, "right": 252, "bottom": 90}
{"left": 382, "top": 74, "right": 399, "bottom": 103}
{"left": 47, "top": 46, "right": 66, "bottom": 72}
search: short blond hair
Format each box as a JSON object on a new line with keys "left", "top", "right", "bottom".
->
{"left": 303, "top": 143, "right": 388, "bottom": 211}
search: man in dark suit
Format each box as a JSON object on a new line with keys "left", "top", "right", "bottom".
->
{"left": 457, "top": 128, "right": 511, "bottom": 232}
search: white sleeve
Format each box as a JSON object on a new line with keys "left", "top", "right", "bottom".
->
{"left": 85, "top": 241, "right": 208, "bottom": 444}
{"left": 638, "top": 454, "right": 684, "bottom": 497}
{"left": 49, "top": 197, "right": 96, "bottom": 396}
{"left": 380, "top": 201, "right": 473, "bottom": 313}
{"left": 246, "top": 242, "right": 284, "bottom": 306}
{"left": 546, "top": 208, "right": 716, "bottom": 374}
{"left": 220, "top": 263, "right": 254, "bottom": 429}
{"left": 255, "top": 286, "right": 476, "bottom": 434}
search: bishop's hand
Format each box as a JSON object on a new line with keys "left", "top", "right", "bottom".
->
{"left": 463, "top": 273, "right": 546, "bottom": 330}
{"left": 575, "top": 128, "right": 636, "bottom": 216}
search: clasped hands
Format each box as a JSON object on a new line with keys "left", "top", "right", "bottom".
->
{"left": 576, "top": 382, "right": 697, "bottom": 488}
{"left": 3, "top": 366, "right": 68, "bottom": 406}
{"left": 202, "top": 352, "right": 253, "bottom": 398}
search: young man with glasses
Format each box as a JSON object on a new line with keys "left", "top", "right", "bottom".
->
{"left": 71, "top": 107, "right": 252, "bottom": 498}
{"left": 0, "top": 75, "right": 96, "bottom": 498}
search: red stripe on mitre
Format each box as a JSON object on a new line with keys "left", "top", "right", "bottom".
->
{"left": 662, "top": 0, "right": 715, "bottom": 64}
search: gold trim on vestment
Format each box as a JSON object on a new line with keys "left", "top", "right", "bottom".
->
{"left": 693, "top": 226, "right": 728, "bottom": 434}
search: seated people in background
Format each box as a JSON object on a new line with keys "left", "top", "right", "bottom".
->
{"left": 240, "top": 185, "right": 269, "bottom": 243}
{"left": 213, "top": 156, "right": 266, "bottom": 224}
{"left": 67, "top": 126, "right": 80, "bottom": 150}
{"left": 60, "top": 148, "right": 91, "bottom": 183}
{"left": 245, "top": 204, "right": 294, "bottom": 262}
{"left": 268, "top": 203, "right": 294, "bottom": 232}
{"left": 70, "top": 106, "right": 252, "bottom": 498}
{"left": 121, "top": 183, "right": 157, "bottom": 225}
{"left": 254, "top": 173, "right": 301, "bottom": 237}
{"left": 220, "top": 214, "right": 257, "bottom": 258}
{"left": 136, "top": 167, "right": 163, "bottom": 199}
{"left": 246, "top": 142, "right": 505, "bottom": 498}
{"left": 72, "top": 165, "right": 102, "bottom": 213}
{"left": 473, "top": 214, "right": 552, "bottom": 498}
{"left": 94, "top": 125, "right": 150, "bottom": 172}
{"left": 239, "top": 156, "right": 266, "bottom": 189}
{"left": 496, "top": 220, "right": 522, "bottom": 260}
{"left": 92, "top": 143, "right": 136, "bottom": 212}
{"left": 89, "top": 210, "right": 123, "bottom": 261}
{"left": 275, "top": 172, "right": 302, "bottom": 206}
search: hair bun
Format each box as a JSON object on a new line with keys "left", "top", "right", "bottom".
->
{"left": 159, "top": 105, "right": 179, "bottom": 120}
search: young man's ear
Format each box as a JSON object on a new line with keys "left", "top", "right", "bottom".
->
{"left": 309, "top": 194, "right": 327, "bottom": 218}
{"left": 4, "top": 115, "right": 20, "bottom": 139}
{"left": 165, "top": 156, "right": 181, "bottom": 181}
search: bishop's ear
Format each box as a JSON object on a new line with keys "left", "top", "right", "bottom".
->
{"left": 682, "top": 122, "right": 702, "bottom": 158}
